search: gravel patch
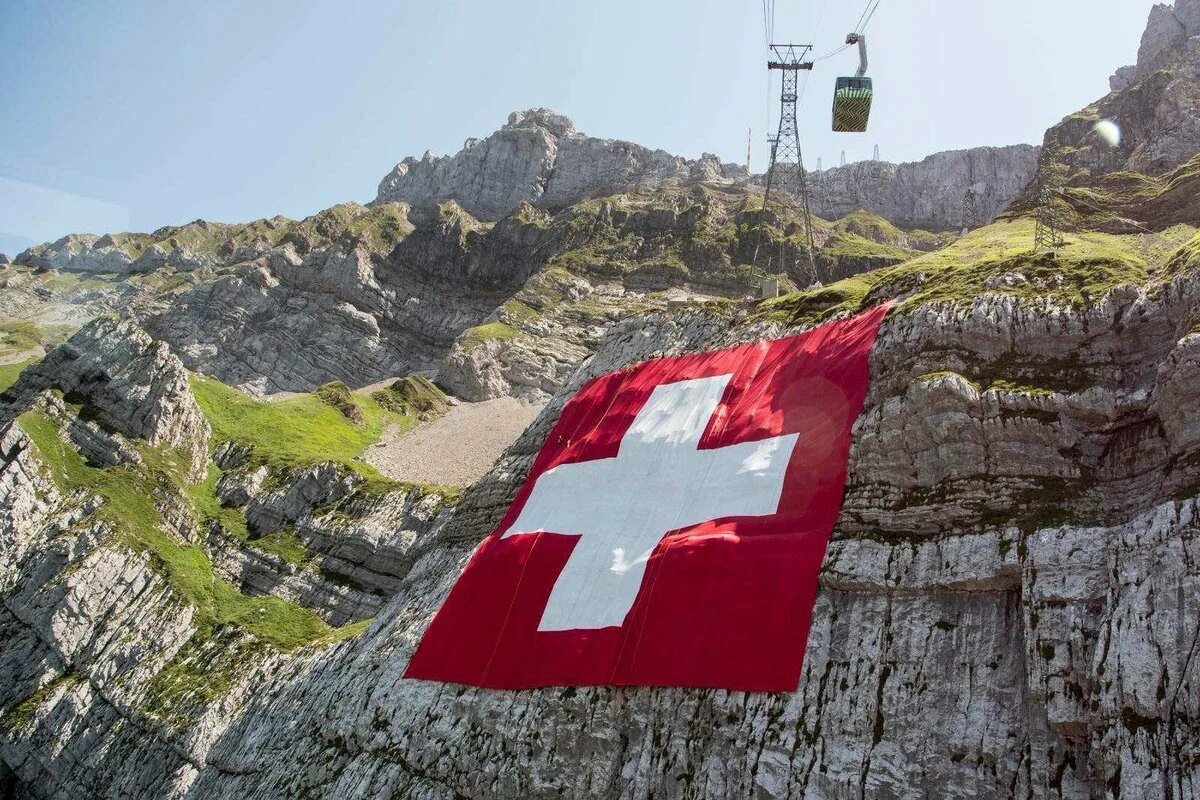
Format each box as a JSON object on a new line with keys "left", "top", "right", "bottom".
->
{"left": 367, "top": 397, "right": 544, "bottom": 487}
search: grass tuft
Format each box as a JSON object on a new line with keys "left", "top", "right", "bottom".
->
{"left": 0, "top": 357, "right": 38, "bottom": 393}
{"left": 764, "top": 218, "right": 1199, "bottom": 320}
{"left": 370, "top": 376, "right": 449, "bottom": 421}
{"left": 313, "top": 381, "right": 365, "bottom": 425}
{"left": 458, "top": 321, "right": 520, "bottom": 350}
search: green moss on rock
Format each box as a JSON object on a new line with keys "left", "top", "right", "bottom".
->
{"left": 757, "top": 276, "right": 873, "bottom": 326}
{"left": 18, "top": 409, "right": 336, "bottom": 651}
{"left": 314, "top": 381, "right": 364, "bottom": 425}
{"left": 458, "top": 321, "right": 521, "bottom": 350}
{"left": 0, "top": 673, "right": 80, "bottom": 734}
{"left": 370, "top": 376, "right": 448, "bottom": 421}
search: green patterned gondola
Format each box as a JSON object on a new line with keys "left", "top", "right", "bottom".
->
{"left": 833, "top": 76, "right": 873, "bottom": 133}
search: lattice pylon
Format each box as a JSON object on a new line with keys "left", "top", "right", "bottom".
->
{"left": 1033, "top": 185, "right": 1066, "bottom": 251}
{"left": 759, "top": 44, "right": 817, "bottom": 282}
{"left": 960, "top": 186, "right": 981, "bottom": 236}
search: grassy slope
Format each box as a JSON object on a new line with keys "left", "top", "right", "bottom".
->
{"left": 18, "top": 410, "right": 332, "bottom": 651}
{"left": 0, "top": 321, "right": 77, "bottom": 362}
{"left": 762, "top": 219, "right": 1200, "bottom": 325}
{"left": 8, "top": 370, "right": 459, "bottom": 728}
{"left": 13, "top": 370, "right": 461, "bottom": 652}
{"left": 190, "top": 375, "right": 415, "bottom": 479}
{"left": 821, "top": 210, "right": 920, "bottom": 262}
{"left": 189, "top": 375, "right": 459, "bottom": 559}
{"left": 0, "top": 358, "right": 37, "bottom": 393}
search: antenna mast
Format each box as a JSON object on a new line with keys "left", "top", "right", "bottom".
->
{"left": 760, "top": 43, "right": 817, "bottom": 279}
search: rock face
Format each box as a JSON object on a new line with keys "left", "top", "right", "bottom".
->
{"left": 375, "top": 109, "right": 748, "bottom": 221}
{"left": 16, "top": 232, "right": 225, "bottom": 275}
{"left": 1110, "top": 64, "right": 1137, "bottom": 92}
{"left": 4, "top": 6, "right": 1200, "bottom": 797}
{"left": 0, "top": 320, "right": 464, "bottom": 798}
{"left": 1136, "top": 0, "right": 1200, "bottom": 82}
{"left": 808, "top": 145, "right": 1041, "bottom": 231}
{"left": 208, "top": 476, "right": 454, "bottom": 626}
{"left": 375, "top": 109, "right": 1039, "bottom": 233}
{"left": 0, "top": 317, "right": 211, "bottom": 478}
{"left": 1016, "top": 0, "right": 1200, "bottom": 230}
{"left": 6, "top": 258, "right": 1200, "bottom": 797}
{"left": 133, "top": 187, "right": 917, "bottom": 399}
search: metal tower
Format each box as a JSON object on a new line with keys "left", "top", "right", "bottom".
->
{"left": 873, "top": 144, "right": 880, "bottom": 161}
{"left": 1032, "top": 153, "right": 1068, "bottom": 251}
{"left": 840, "top": 150, "right": 847, "bottom": 167}
{"left": 1033, "top": 186, "right": 1066, "bottom": 250}
{"left": 816, "top": 156, "right": 822, "bottom": 172}
{"left": 761, "top": 43, "right": 817, "bottom": 276}
{"left": 960, "top": 186, "right": 981, "bottom": 236}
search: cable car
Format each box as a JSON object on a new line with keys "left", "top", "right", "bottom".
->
{"left": 832, "top": 33, "right": 872, "bottom": 133}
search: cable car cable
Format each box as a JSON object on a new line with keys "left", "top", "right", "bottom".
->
{"left": 1055, "top": 189, "right": 1158, "bottom": 236}
{"left": 813, "top": 42, "right": 852, "bottom": 62}
{"left": 854, "top": 0, "right": 881, "bottom": 34}
{"left": 856, "top": 0, "right": 882, "bottom": 34}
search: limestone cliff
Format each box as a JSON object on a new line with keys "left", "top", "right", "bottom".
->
{"left": 4, "top": 4, "right": 1200, "bottom": 798}
{"left": 4, "top": 219, "right": 1200, "bottom": 796}
{"left": 807, "top": 145, "right": 1041, "bottom": 232}
{"left": 372, "top": 108, "right": 1038, "bottom": 234}
{"left": 1015, "top": 0, "right": 1200, "bottom": 231}
{"left": 373, "top": 109, "right": 748, "bottom": 221}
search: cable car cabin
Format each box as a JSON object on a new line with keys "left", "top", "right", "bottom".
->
{"left": 833, "top": 76, "right": 873, "bottom": 133}
{"left": 832, "top": 33, "right": 872, "bottom": 133}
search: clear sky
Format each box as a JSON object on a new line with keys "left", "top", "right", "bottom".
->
{"left": 0, "top": 0, "right": 1160, "bottom": 254}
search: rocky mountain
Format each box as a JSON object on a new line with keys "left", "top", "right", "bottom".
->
{"left": 2, "top": 102, "right": 1038, "bottom": 402}
{"left": 374, "top": 109, "right": 749, "bottom": 221}
{"left": 808, "top": 144, "right": 1041, "bottom": 231}
{"left": 4, "top": 189, "right": 944, "bottom": 400}
{"left": 4, "top": 2, "right": 1200, "bottom": 798}
{"left": 374, "top": 108, "right": 1038, "bottom": 234}
{"left": 3, "top": 215, "right": 1200, "bottom": 797}
{"left": 1014, "top": 0, "right": 1200, "bottom": 231}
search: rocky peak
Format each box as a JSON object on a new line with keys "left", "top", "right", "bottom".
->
{"left": 374, "top": 108, "right": 748, "bottom": 221}
{"left": 374, "top": 108, "right": 1038, "bottom": 233}
{"left": 1137, "top": 0, "right": 1200, "bottom": 81}
{"left": 502, "top": 107, "right": 576, "bottom": 137}
{"left": 1013, "top": 0, "right": 1200, "bottom": 229}
{"left": 0, "top": 317, "right": 211, "bottom": 478}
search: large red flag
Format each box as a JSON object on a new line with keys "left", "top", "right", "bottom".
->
{"left": 405, "top": 304, "right": 888, "bottom": 691}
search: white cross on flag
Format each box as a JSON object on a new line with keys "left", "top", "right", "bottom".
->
{"left": 406, "top": 305, "right": 888, "bottom": 691}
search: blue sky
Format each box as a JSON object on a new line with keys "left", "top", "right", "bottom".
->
{"left": 0, "top": 0, "right": 1160, "bottom": 254}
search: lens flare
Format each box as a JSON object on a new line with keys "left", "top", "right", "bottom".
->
{"left": 1093, "top": 119, "right": 1121, "bottom": 148}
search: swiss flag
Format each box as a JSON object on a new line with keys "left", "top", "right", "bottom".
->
{"left": 405, "top": 304, "right": 888, "bottom": 691}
